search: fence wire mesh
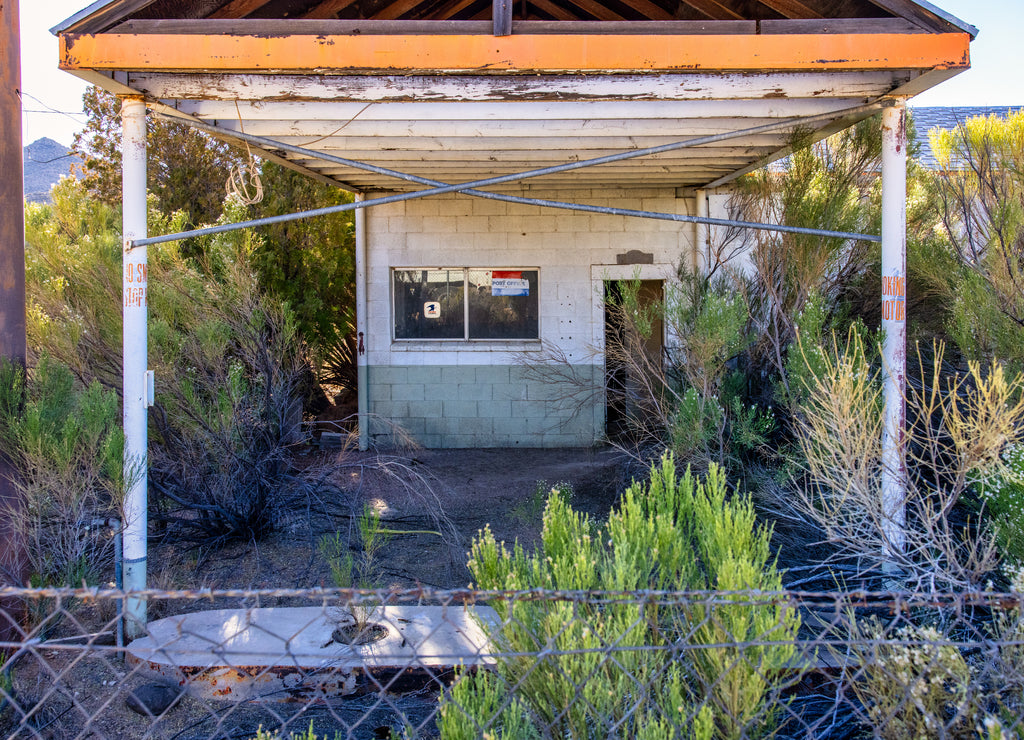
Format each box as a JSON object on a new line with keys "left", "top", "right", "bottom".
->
{"left": 0, "top": 586, "right": 1022, "bottom": 739}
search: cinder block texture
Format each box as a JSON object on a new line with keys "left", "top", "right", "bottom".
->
{"left": 368, "top": 364, "right": 603, "bottom": 448}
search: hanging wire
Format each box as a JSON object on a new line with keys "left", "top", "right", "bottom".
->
{"left": 225, "top": 101, "right": 264, "bottom": 205}
{"left": 226, "top": 152, "right": 264, "bottom": 205}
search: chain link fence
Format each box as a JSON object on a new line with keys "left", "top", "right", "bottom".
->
{"left": 0, "top": 586, "right": 1022, "bottom": 739}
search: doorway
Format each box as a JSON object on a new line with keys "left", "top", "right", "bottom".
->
{"left": 604, "top": 279, "right": 664, "bottom": 440}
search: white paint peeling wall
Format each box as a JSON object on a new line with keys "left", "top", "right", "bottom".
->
{"left": 363, "top": 187, "right": 696, "bottom": 368}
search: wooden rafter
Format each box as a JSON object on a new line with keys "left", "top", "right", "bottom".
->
{"left": 371, "top": 0, "right": 435, "bottom": 20}
{"left": 57, "top": 0, "right": 159, "bottom": 34}
{"left": 209, "top": 0, "right": 276, "bottom": 20}
{"left": 301, "top": 0, "right": 362, "bottom": 20}
{"left": 528, "top": 0, "right": 580, "bottom": 21}
{"left": 433, "top": 0, "right": 480, "bottom": 19}
{"left": 678, "top": 0, "right": 744, "bottom": 21}
{"left": 756, "top": 0, "right": 823, "bottom": 19}
{"left": 561, "top": 0, "right": 625, "bottom": 21}
{"left": 865, "top": 0, "right": 966, "bottom": 34}
{"left": 624, "top": 0, "right": 675, "bottom": 21}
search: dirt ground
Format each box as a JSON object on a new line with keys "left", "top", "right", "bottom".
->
{"left": 160, "top": 446, "right": 632, "bottom": 594}
{"left": 4, "top": 447, "right": 635, "bottom": 740}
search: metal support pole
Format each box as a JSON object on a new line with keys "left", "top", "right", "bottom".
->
{"left": 355, "top": 194, "right": 369, "bottom": 451}
{"left": 880, "top": 102, "right": 908, "bottom": 569}
{"left": 121, "top": 97, "right": 148, "bottom": 636}
{"left": 695, "top": 188, "right": 709, "bottom": 273}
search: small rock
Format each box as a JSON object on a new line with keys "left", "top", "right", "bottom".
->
{"left": 125, "top": 684, "right": 181, "bottom": 716}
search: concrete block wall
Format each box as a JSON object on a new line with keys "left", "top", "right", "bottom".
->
{"left": 367, "top": 365, "right": 602, "bottom": 448}
{"left": 362, "top": 187, "right": 696, "bottom": 448}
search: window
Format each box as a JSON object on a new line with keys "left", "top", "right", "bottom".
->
{"left": 393, "top": 268, "right": 539, "bottom": 340}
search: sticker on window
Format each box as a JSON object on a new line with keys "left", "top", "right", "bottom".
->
{"left": 424, "top": 301, "right": 441, "bottom": 318}
{"left": 491, "top": 271, "right": 529, "bottom": 296}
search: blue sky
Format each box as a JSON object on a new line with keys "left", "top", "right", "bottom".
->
{"left": 17, "top": 0, "right": 1024, "bottom": 146}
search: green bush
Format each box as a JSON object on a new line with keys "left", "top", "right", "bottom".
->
{"left": 439, "top": 454, "right": 800, "bottom": 739}
{"left": 24, "top": 180, "right": 334, "bottom": 549}
{"left": 978, "top": 444, "right": 1024, "bottom": 565}
{"left": 0, "top": 356, "right": 125, "bottom": 587}
{"left": 932, "top": 110, "right": 1024, "bottom": 372}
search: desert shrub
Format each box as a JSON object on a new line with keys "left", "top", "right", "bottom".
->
{"left": 24, "top": 181, "right": 337, "bottom": 549}
{"left": 147, "top": 256, "right": 320, "bottom": 547}
{"left": 978, "top": 565, "right": 1024, "bottom": 736}
{"left": 0, "top": 356, "right": 125, "bottom": 587}
{"left": 977, "top": 444, "right": 1024, "bottom": 565}
{"left": 788, "top": 330, "right": 1023, "bottom": 589}
{"left": 848, "top": 620, "right": 976, "bottom": 739}
{"left": 439, "top": 454, "right": 800, "bottom": 739}
{"left": 733, "top": 121, "right": 880, "bottom": 387}
{"left": 439, "top": 668, "right": 540, "bottom": 740}
{"left": 932, "top": 110, "right": 1024, "bottom": 372}
{"left": 246, "top": 162, "right": 356, "bottom": 352}
{"left": 319, "top": 504, "right": 394, "bottom": 589}
{"left": 252, "top": 723, "right": 343, "bottom": 740}
{"left": 599, "top": 273, "right": 772, "bottom": 471}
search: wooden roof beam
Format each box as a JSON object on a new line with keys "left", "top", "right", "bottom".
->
{"left": 756, "top": 0, "right": 823, "bottom": 19}
{"left": 865, "top": 0, "right": 976, "bottom": 35}
{"left": 678, "top": 0, "right": 744, "bottom": 21}
{"left": 528, "top": 0, "right": 581, "bottom": 21}
{"left": 561, "top": 0, "right": 625, "bottom": 22}
{"left": 209, "top": 0, "right": 276, "bottom": 20}
{"left": 372, "top": 0, "right": 435, "bottom": 20}
{"left": 60, "top": 31, "right": 972, "bottom": 73}
{"left": 625, "top": 0, "right": 675, "bottom": 21}
{"left": 433, "top": 0, "right": 480, "bottom": 20}
{"left": 301, "top": 0, "right": 362, "bottom": 20}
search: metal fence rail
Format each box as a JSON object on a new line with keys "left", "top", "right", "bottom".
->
{"left": 0, "top": 586, "right": 1022, "bottom": 739}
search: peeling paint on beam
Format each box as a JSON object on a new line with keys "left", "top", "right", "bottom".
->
{"left": 128, "top": 70, "right": 911, "bottom": 103}
{"left": 60, "top": 32, "right": 971, "bottom": 74}
{"left": 177, "top": 98, "right": 871, "bottom": 121}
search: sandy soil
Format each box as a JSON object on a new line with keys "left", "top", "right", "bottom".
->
{"left": 158, "top": 446, "right": 631, "bottom": 594}
{"left": 2, "top": 447, "right": 634, "bottom": 740}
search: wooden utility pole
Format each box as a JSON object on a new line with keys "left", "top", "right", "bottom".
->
{"left": 0, "top": 0, "right": 29, "bottom": 599}
{"left": 0, "top": 1, "right": 25, "bottom": 365}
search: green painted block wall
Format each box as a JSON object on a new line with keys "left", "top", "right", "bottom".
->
{"left": 366, "top": 364, "right": 604, "bottom": 448}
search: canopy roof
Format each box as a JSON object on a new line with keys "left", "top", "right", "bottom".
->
{"left": 56, "top": 0, "right": 974, "bottom": 192}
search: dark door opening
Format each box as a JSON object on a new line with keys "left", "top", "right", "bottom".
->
{"left": 604, "top": 280, "right": 664, "bottom": 440}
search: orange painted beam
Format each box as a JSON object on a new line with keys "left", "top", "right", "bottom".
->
{"left": 60, "top": 32, "right": 970, "bottom": 74}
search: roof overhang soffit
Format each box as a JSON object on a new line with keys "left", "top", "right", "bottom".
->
{"left": 55, "top": 28, "right": 970, "bottom": 191}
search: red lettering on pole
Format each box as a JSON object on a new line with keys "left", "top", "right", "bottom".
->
{"left": 882, "top": 276, "right": 906, "bottom": 297}
{"left": 123, "top": 286, "right": 147, "bottom": 308}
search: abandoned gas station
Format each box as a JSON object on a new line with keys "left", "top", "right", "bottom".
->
{"left": 53, "top": 0, "right": 974, "bottom": 627}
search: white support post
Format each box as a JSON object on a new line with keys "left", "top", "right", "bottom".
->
{"left": 695, "top": 188, "right": 709, "bottom": 274}
{"left": 355, "top": 194, "right": 369, "bottom": 451}
{"left": 880, "top": 102, "right": 908, "bottom": 569}
{"left": 121, "top": 97, "right": 148, "bottom": 635}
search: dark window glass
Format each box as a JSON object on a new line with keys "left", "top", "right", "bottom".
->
{"left": 467, "top": 269, "right": 539, "bottom": 339}
{"left": 393, "top": 269, "right": 465, "bottom": 339}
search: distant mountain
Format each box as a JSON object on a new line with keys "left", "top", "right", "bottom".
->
{"left": 23, "top": 138, "right": 81, "bottom": 203}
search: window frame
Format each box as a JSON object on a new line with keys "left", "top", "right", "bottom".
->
{"left": 391, "top": 266, "right": 541, "bottom": 342}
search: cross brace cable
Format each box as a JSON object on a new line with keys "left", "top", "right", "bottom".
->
{"left": 132, "top": 100, "right": 891, "bottom": 248}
